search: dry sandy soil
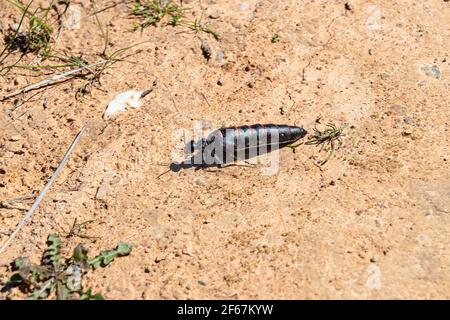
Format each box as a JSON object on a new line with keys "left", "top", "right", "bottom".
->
{"left": 0, "top": 0, "right": 449, "bottom": 299}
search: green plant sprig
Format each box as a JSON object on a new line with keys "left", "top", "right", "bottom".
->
{"left": 4, "top": 234, "right": 132, "bottom": 300}
{"left": 130, "top": 0, "right": 219, "bottom": 39}
{"left": 288, "top": 122, "right": 348, "bottom": 166}
{"left": 3, "top": 0, "right": 55, "bottom": 57}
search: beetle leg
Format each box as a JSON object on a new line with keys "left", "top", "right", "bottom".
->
{"left": 286, "top": 142, "right": 303, "bottom": 150}
{"left": 218, "top": 163, "right": 256, "bottom": 169}
{"left": 320, "top": 140, "right": 335, "bottom": 165}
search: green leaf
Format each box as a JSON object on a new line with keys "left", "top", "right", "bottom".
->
{"left": 64, "top": 264, "right": 83, "bottom": 292}
{"left": 8, "top": 273, "right": 24, "bottom": 284}
{"left": 56, "top": 280, "right": 69, "bottom": 300}
{"left": 26, "top": 279, "right": 55, "bottom": 300}
{"left": 9, "top": 256, "right": 50, "bottom": 286}
{"left": 42, "top": 234, "right": 62, "bottom": 268}
{"left": 70, "top": 244, "right": 90, "bottom": 270}
{"left": 81, "top": 288, "right": 104, "bottom": 300}
{"left": 89, "top": 242, "right": 132, "bottom": 269}
{"left": 12, "top": 257, "right": 29, "bottom": 270}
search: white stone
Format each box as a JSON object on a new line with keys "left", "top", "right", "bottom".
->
{"left": 103, "top": 90, "right": 146, "bottom": 119}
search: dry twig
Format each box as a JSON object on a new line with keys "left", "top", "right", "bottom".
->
{"left": 0, "top": 126, "right": 87, "bottom": 255}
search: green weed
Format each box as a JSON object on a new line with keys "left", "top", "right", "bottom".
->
{"left": 2, "top": 0, "right": 55, "bottom": 58}
{"left": 3, "top": 234, "right": 132, "bottom": 300}
{"left": 288, "top": 122, "right": 348, "bottom": 165}
{"left": 131, "top": 0, "right": 219, "bottom": 39}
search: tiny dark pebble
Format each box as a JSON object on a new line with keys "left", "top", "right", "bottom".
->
{"left": 402, "top": 131, "right": 412, "bottom": 136}
{"left": 208, "top": 12, "right": 220, "bottom": 19}
{"left": 217, "top": 79, "right": 223, "bottom": 86}
{"left": 370, "top": 257, "right": 377, "bottom": 263}
{"left": 345, "top": 2, "right": 353, "bottom": 11}
{"left": 245, "top": 65, "right": 250, "bottom": 72}
{"left": 0, "top": 168, "right": 5, "bottom": 174}
{"left": 200, "top": 42, "right": 212, "bottom": 60}
{"left": 198, "top": 280, "right": 206, "bottom": 286}
{"left": 144, "top": 267, "right": 150, "bottom": 273}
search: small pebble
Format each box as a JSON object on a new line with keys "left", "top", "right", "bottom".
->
{"left": 421, "top": 64, "right": 441, "bottom": 79}
{"left": 200, "top": 41, "right": 212, "bottom": 60}
{"left": 194, "top": 177, "right": 205, "bottom": 186}
{"left": 239, "top": 3, "right": 249, "bottom": 10}
{"left": 9, "top": 135, "right": 22, "bottom": 141}
{"left": 198, "top": 280, "right": 206, "bottom": 286}
{"left": 403, "top": 116, "right": 413, "bottom": 124}
{"left": 215, "top": 49, "right": 225, "bottom": 62}
{"left": 9, "top": 23, "right": 22, "bottom": 32}
{"left": 208, "top": 12, "right": 220, "bottom": 19}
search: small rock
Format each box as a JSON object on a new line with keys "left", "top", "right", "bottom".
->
{"left": 200, "top": 41, "right": 212, "bottom": 60}
{"left": 103, "top": 90, "right": 147, "bottom": 119}
{"left": 421, "top": 64, "right": 440, "bottom": 79}
{"left": 403, "top": 116, "right": 413, "bottom": 124}
{"left": 208, "top": 12, "right": 220, "bottom": 19}
{"left": 345, "top": 2, "right": 353, "bottom": 11}
{"left": 9, "top": 135, "right": 22, "bottom": 141}
{"left": 215, "top": 49, "right": 225, "bottom": 62}
{"left": 402, "top": 130, "right": 412, "bottom": 136}
{"left": 239, "top": 3, "right": 249, "bottom": 10}
{"left": 95, "top": 171, "right": 119, "bottom": 200}
{"left": 9, "top": 23, "right": 22, "bottom": 32}
{"left": 376, "top": 203, "right": 387, "bottom": 209}
{"left": 194, "top": 177, "right": 205, "bottom": 186}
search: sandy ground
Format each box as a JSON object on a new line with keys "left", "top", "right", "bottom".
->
{"left": 0, "top": 0, "right": 449, "bottom": 299}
